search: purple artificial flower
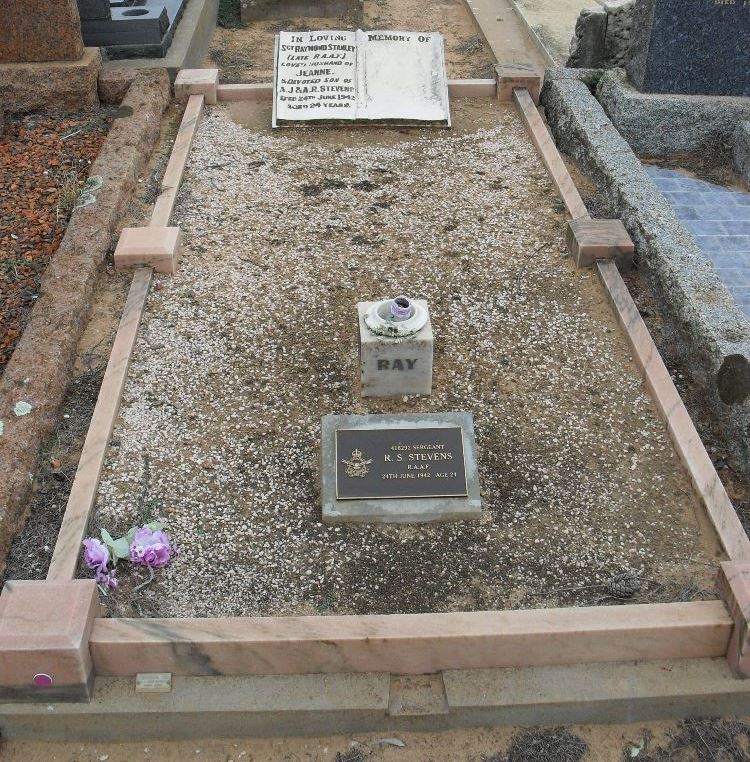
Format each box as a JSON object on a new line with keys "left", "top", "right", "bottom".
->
{"left": 129, "top": 526, "right": 173, "bottom": 568}
{"left": 82, "top": 537, "right": 110, "bottom": 573}
{"left": 95, "top": 568, "right": 118, "bottom": 590}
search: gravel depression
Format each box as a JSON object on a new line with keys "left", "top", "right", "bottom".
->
{"left": 89, "top": 100, "right": 721, "bottom": 618}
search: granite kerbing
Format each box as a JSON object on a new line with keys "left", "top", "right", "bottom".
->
{"left": 734, "top": 121, "right": 750, "bottom": 188}
{"left": 597, "top": 69, "right": 750, "bottom": 157}
{"left": 540, "top": 68, "right": 750, "bottom": 473}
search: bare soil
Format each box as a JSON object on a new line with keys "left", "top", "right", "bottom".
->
{"left": 207, "top": 0, "right": 496, "bottom": 82}
{"left": 643, "top": 151, "right": 749, "bottom": 193}
{"left": 3, "top": 718, "right": 750, "bottom": 762}
{"left": 0, "top": 110, "right": 113, "bottom": 373}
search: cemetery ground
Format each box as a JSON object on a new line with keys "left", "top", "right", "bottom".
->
{"left": 2, "top": 0, "right": 750, "bottom": 758}
{"left": 5, "top": 716, "right": 750, "bottom": 760}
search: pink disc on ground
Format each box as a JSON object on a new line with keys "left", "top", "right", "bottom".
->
{"left": 32, "top": 673, "right": 53, "bottom": 687}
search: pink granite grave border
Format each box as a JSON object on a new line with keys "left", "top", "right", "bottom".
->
{"left": 2, "top": 77, "right": 749, "bottom": 701}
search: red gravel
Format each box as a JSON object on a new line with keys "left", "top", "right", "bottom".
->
{"left": 0, "top": 112, "right": 113, "bottom": 372}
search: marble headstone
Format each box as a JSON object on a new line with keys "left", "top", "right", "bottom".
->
{"left": 627, "top": 0, "right": 750, "bottom": 96}
{"left": 273, "top": 29, "right": 450, "bottom": 126}
{"left": 358, "top": 300, "right": 433, "bottom": 397}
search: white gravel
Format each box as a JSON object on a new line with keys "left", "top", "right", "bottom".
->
{"left": 91, "top": 100, "right": 719, "bottom": 618}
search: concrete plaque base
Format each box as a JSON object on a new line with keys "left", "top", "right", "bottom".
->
{"left": 321, "top": 412, "right": 481, "bottom": 524}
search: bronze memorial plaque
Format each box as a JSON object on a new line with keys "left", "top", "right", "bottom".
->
{"left": 335, "top": 426, "right": 468, "bottom": 500}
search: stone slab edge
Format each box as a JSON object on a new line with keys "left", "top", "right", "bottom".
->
{"left": 506, "top": 0, "right": 557, "bottom": 66}
{"left": 540, "top": 67, "right": 750, "bottom": 472}
{"left": 2, "top": 658, "right": 750, "bottom": 740}
{"left": 457, "top": 0, "right": 548, "bottom": 73}
{"left": 0, "top": 70, "right": 171, "bottom": 578}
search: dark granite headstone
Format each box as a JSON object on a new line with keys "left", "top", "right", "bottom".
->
{"left": 627, "top": 0, "right": 750, "bottom": 96}
{"left": 77, "top": 0, "right": 112, "bottom": 21}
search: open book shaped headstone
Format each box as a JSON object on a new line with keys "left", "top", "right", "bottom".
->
{"left": 272, "top": 30, "right": 450, "bottom": 127}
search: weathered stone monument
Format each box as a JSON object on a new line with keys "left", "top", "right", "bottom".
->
{"left": 2, "top": 0, "right": 85, "bottom": 62}
{"left": 627, "top": 0, "right": 750, "bottom": 96}
{"left": 0, "top": 0, "right": 101, "bottom": 111}
{"left": 273, "top": 30, "right": 450, "bottom": 127}
{"left": 358, "top": 296, "right": 434, "bottom": 397}
{"left": 321, "top": 413, "right": 481, "bottom": 523}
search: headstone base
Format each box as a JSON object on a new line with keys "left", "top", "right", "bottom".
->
{"left": 80, "top": 0, "right": 188, "bottom": 60}
{"left": 0, "top": 48, "right": 101, "bottom": 114}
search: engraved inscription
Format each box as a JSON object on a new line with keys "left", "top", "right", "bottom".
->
{"left": 276, "top": 31, "right": 358, "bottom": 119}
{"left": 376, "top": 359, "right": 419, "bottom": 371}
{"left": 335, "top": 426, "right": 468, "bottom": 499}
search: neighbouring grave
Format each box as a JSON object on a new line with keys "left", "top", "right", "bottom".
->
{"left": 321, "top": 413, "right": 481, "bottom": 523}
{"left": 358, "top": 297, "right": 434, "bottom": 397}
{"left": 627, "top": 0, "right": 750, "bottom": 96}
{"left": 76, "top": 0, "right": 188, "bottom": 58}
{"left": 273, "top": 29, "right": 450, "bottom": 126}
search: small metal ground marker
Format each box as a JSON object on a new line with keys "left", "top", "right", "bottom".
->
{"left": 388, "top": 673, "right": 450, "bottom": 716}
{"left": 136, "top": 672, "right": 173, "bottom": 693}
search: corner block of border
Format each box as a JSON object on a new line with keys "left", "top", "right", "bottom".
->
{"left": 114, "top": 226, "right": 182, "bottom": 275}
{"left": 0, "top": 580, "right": 99, "bottom": 702}
{"left": 566, "top": 218, "right": 635, "bottom": 269}
{"left": 717, "top": 561, "right": 750, "bottom": 678}
{"left": 175, "top": 68, "right": 219, "bottom": 105}
{"left": 494, "top": 62, "right": 542, "bottom": 105}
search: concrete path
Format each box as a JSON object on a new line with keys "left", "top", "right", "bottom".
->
{"left": 511, "top": 0, "right": 585, "bottom": 63}
{"left": 463, "top": 0, "right": 551, "bottom": 70}
{"left": 646, "top": 166, "right": 750, "bottom": 318}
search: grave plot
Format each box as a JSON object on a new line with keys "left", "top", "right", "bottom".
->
{"left": 86, "top": 99, "right": 721, "bottom": 619}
